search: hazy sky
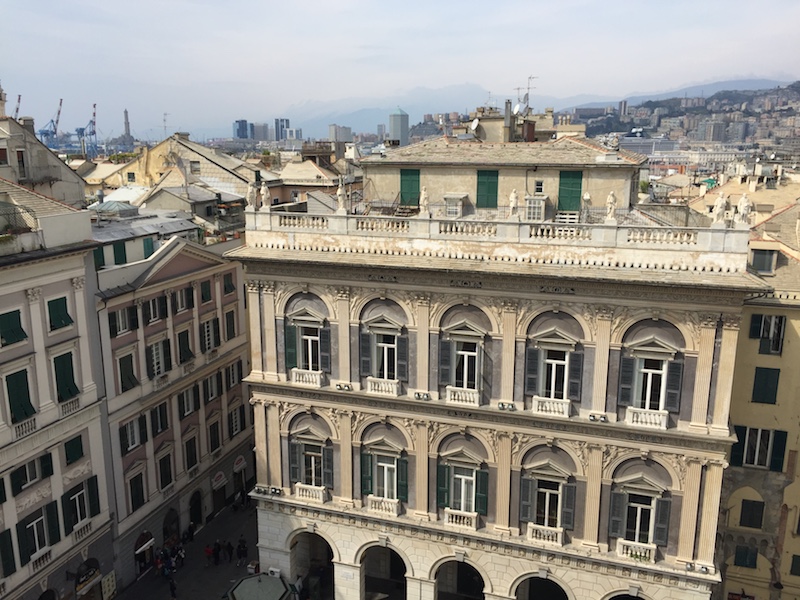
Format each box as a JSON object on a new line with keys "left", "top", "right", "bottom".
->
{"left": 4, "top": 0, "right": 799, "bottom": 140}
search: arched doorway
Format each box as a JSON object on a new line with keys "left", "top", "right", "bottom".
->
{"left": 74, "top": 558, "right": 103, "bottom": 600}
{"left": 37, "top": 591, "right": 58, "bottom": 600}
{"left": 435, "top": 561, "right": 484, "bottom": 600}
{"left": 134, "top": 530, "right": 155, "bottom": 577}
{"left": 362, "top": 546, "right": 406, "bottom": 600}
{"left": 516, "top": 577, "right": 568, "bottom": 600}
{"left": 290, "top": 532, "right": 334, "bottom": 600}
{"left": 162, "top": 508, "right": 180, "bottom": 548}
{"left": 189, "top": 491, "right": 203, "bottom": 528}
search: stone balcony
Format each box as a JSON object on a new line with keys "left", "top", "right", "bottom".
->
{"left": 617, "top": 539, "right": 657, "bottom": 563}
{"left": 291, "top": 368, "right": 324, "bottom": 388}
{"left": 295, "top": 483, "right": 327, "bottom": 503}
{"left": 531, "top": 397, "right": 570, "bottom": 417}
{"left": 366, "top": 495, "right": 401, "bottom": 516}
{"left": 14, "top": 416, "right": 37, "bottom": 440}
{"left": 444, "top": 508, "right": 479, "bottom": 530}
{"left": 445, "top": 386, "right": 480, "bottom": 406}
{"left": 365, "top": 377, "right": 401, "bottom": 397}
{"left": 526, "top": 522, "right": 564, "bottom": 546}
{"left": 625, "top": 407, "right": 669, "bottom": 430}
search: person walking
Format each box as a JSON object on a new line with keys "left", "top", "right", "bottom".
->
{"left": 236, "top": 542, "right": 244, "bottom": 567}
{"left": 226, "top": 540, "right": 234, "bottom": 564}
{"left": 220, "top": 540, "right": 228, "bottom": 563}
{"left": 169, "top": 577, "right": 177, "bottom": 600}
{"left": 204, "top": 544, "right": 212, "bottom": 567}
{"left": 213, "top": 540, "right": 221, "bottom": 566}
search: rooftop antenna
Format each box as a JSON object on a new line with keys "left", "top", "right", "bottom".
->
{"left": 163, "top": 113, "right": 169, "bottom": 139}
{"left": 13, "top": 95, "right": 21, "bottom": 120}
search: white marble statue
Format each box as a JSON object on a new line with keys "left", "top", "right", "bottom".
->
{"left": 245, "top": 182, "right": 256, "bottom": 207}
{"left": 509, "top": 189, "right": 519, "bottom": 215}
{"left": 259, "top": 180, "right": 268, "bottom": 209}
{"left": 336, "top": 179, "right": 346, "bottom": 212}
{"left": 419, "top": 186, "right": 429, "bottom": 212}
{"left": 735, "top": 193, "right": 752, "bottom": 224}
{"left": 605, "top": 190, "right": 617, "bottom": 220}
{"left": 712, "top": 191, "right": 727, "bottom": 224}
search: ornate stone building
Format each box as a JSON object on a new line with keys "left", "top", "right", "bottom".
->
{"left": 231, "top": 137, "right": 765, "bottom": 600}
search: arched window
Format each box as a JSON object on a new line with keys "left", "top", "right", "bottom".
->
{"left": 284, "top": 306, "right": 330, "bottom": 387}
{"left": 360, "top": 314, "right": 408, "bottom": 396}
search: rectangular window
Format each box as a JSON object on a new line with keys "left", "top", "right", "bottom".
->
{"left": 17, "top": 460, "right": 38, "bottom": 490}
{"left": 543, "top": 350, "right": 567, "bottom": 400}
{"left": 93, "top": 247, "right": 105, "bottom": 270}
{"left": 65, "top": 436, "right": 84, "bottom": 464}
{"left": 225, "top": 310, "right": 236, "bottom": 341}
{"left": 200, "top": 318, "right": 221, "bottom": 353}
{"left": 303, "top": 444, "right": 323, "bottom": 486}
{"left": 113, "top": 241, "right": 127, "bottom": 265}
{"left": 535, "top": 480, "right": 561, "bottom": 528}
{"left": 399, "top": 169, "right": 421, "bottom": 206}
{"left": 451, "top": 466, "right": 476, "bottom": 512}
{"left": 637, "top": 358, "right": 666, "bottom": 410}
{"left": 25, "top": 514, "right": 48, "bottom": 556}
{"left": 54, "top": 352, "right": 80, "bottom": 402}
{"left": 146, "top": 339, "right": 171, "bottom": 378}
{"left": 159, "top": 454, "right": 173, "bottom": 489}
{"left": 749, "top": 314, "right": 786, "bottom": 355}
{"left": 123, "top": 420, "right": 140, "bottom": 451}
{"left": 534, "top": 180, "right": 544, "bottom": 194}
{"left": 190, "top": 161, "right": 201, "bottom": 175}
{"left": 290, "top": 442, "right": 333, "bottom": 488}
{"left": 16, "top": 150, "right": 26, "bottom": 179}
{"left": 225, "top": 361, "right": 242, "bottom": 389}
{"left": 223, "top": 273, "right": 236, "bottom": 294}
{"left": 200, "top": 280, "right": 212, "bottom": 303}
{"left": 791, "top": 555, "right": 800, "bottom": 577}
{"left": 300, "top": 326, "right": 321, "bottom": 371}
{"left": 178, "top": 330, "right": 193, "bottom": 363}
{"left": 0, "top": 310, "right": 27, "bottom": 346}
{"left": 228, "top": 406, "right": 243, "bottom": 438}
{"left": 751, "top": 249, "right": 775, "bottom": 274}
{"left": 203, "top": 372, "right": 222, "bottom": 402}
{"left": 143, "top": 237, "right": 155, "bottom": 258}
{"left": 525, "top": 196, "right": 544, "bottom": 221}
{"left": 174, "top": 287, "right": 192, "bottom": 313}
{"left": 118, "top": 353, "right": 139, "bottom": 392}
{"left": 375, "top": 334, "right": 397, "bottom": 380}
{"left": 6, "top": 369, "right": 36, "bottom": 424}
{"left": 129, "top": 473, "right": 145, "bottom": 511}
{"left": 47, "top": 297, "right": 73, "bottom": 330}
{"left": 734, "top": 545, "right": 758, "bottom": 568}
{"left": 375, "top": 455, "right": 397, "bottom": 500}
{"left": 178, "top": 387, "right": 198, "bottom": 418}
{"left": 476, "top": 170, "right": 499, "bottom": 209}
{"left": 0, "top": 148, "right": 7, "bottom": 165}
{"left": 744, "top": 428, "right": 772, "bottom": 467}
{"left": 151, "top": 402, "right": 169, "bottom": 436}
{"left": 185, "top": 438, "right": 198, "bottom": 470}
{"left": 144, "top": 297, "right": 165, "bottom": 323}
{"left": 740, "top": 499, "right": 765, "bottom": 529}
{"left": 625, "top": 493, "right": 654, "bottom": 544}
{"left": 127, "top": 172, "right": 136, "bottom": 183}
{"left": 69, "top": 488, "right": 89, "bottom": 527}
{"left": 110, "top": 308, "right": 130, "bottom": 337}
{"left": 752, "top": 367, "right": 780, "bottom": 404}
{"left": 454, "top": 341, "right": 478, "bottom": 389}
{"left": 209, "top": 421, "right": 221, "bottom": 453}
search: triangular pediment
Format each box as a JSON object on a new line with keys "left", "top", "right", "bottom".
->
{"left": 287, "top": 307, "right": 326, "bottom": 326}
{"left": 363, "top": 437, "right": 404, "bottom": 455}
{"left": 442, "top": 320, "right": 487, "bottom": 339}
{"left": 615, "top": 473, "right": 667, "bottom": 494}
{"left": 531, "top": 327, "right": 579, "bottom": 350}
{"left": 363, "top": 314, "right": 404, "bottom": 333}
{"left": 626, "top": 336, "right": 679, "bottom": 359}
{"left": 137, "top": 237, "right": 229, "bottom": 289}
{"left": 440, "top": 446, "right": 483, "bottom": 465}
{"left": 522, "top": 459, "right": 573, "bottom": 480}
{"left": 292, "top": 423, "right": 327, "bottom": 441}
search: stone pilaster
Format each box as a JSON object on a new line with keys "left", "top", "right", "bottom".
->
{"left": 710, "top": 315, "right": 740, "bottom": 434}
{"left": 696, "top": 461, "right": 725, "bottom": 570}
{"left": 71, "top": 277, "right": 95, "bottom": 400}
{"left": 336, "top": 288, "right": 351, "bottom": 383}
{"left": 581, "top": 444, "right": 603, "bottom": 548}
{"left": 414, "top": 421, "right": 430, "bottom": 519}
{"left": 266, "top": 401, "right": 282, "bottom": 488}
{"left": 332, "top": 561, "right": 361, "bottom": 600}
{"left": 338, "top": 410, "right": 353, "bottom": 504}
{"left": 406, "top": 576, "right": 435, "bottom": 600}
{"left": 500, "top": 302, "right": 517, "bottom": 402}
{"left": 591, "top": 307, "right": 613, "bottom": 413}
{"left": 493, "top": 432, "right": 512, "bottom": 531}
{"left": 415, "top": 295, "right": 430, "bottom": 392}
{"left": 252, "top": 399, "right": 268, "bottom": 485}
{"left": 262, "top": 282, "right": 279, "bottom": 380}
{"left": 677, "top": 458, "right": 703, "bottom": 562}
{"left": 689, "top": 314, "right": 718, "bottom": 432}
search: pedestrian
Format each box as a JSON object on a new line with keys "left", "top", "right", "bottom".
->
{"left": 226, "top": 540, "right": 234, "bottom": 564}
{"left": 242, "top": 541, "right": 248, "bottom": 567}
{"left": 221, "top": 540, "right": 228, "bottom": 563}
{"left": 204, "top": 544, "right": 212, "bottom": 567}
{"left": 236, "top": 543, "right": 244, "bottom": 567}
{"left": 213, "top": 540, "right": 221, "bottom": 566}
{"left": 169, "top": 577, "right": 177, "bottom": 600}
{"left": 188, "top": 522, "right": 195, "bottom": 542}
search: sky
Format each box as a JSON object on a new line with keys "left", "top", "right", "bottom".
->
{"left": 3, "top": 0, "right": 799, "bottom": 141}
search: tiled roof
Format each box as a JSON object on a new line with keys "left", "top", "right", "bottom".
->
{"left": 0, "top": 176, "right": 79, "bottom": 217}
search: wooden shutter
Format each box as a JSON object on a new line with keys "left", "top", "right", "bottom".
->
{"left": 199, "top": 323, "right": 207, "bottom": 353}
{"left": 609, "top": 491, "right": 626, "bottom": 538}
{"left": 524, "top": 347, "right": 539, "bottom": 396}
{"left": 475, "top": 469, "right": 489, "bottom": 516}
{"left": 138, "top": 415, "right": 148, "bottom": 443}
{"left": 520, "top": 477, "right": 534, "bottom": 523}
{"left": 192, "top": 385, "right": 201, "bottom": 411}
{"left": 397, "top": 335, "right": 409, "bottom": 382}
{"left": 163, "top": 340, "right": 172, "bottom": 372}
{"left": 284, "top": 321, "right": 297, "bottom": 370}
{"left": 568, "top": 352, "right": 583, "bottom": 401}
{"left": 142, "top": 301, "right": 151, "bottom": 324}
{"left": 749, "top": 314, "right": 763, "bottom": 338}
{"left": 178, "top": 394, "right": 186, "bottom": 419}
{"left": 158, "top": 296, "right": 168, "bottom": 320}
{"left": 322, "top": 446, "right": 334, "bottom": 489}
{"left": 61, "top": 491, "right": 75, "bottom": 535}
{"left": 0, "top": 528, "right": 16, "bottom": 576}
{"left": 360, "top": 453, "right": 373, "bottom": 495}
{"left": 171, "top": 292, "right": 178, "bottom": 314}
{"left": 664, "top": 360, "right": 683, "bottom": 412}
{"left": 108, "top": 312, "right": 118, "bottom": 338}
{"left": 128, "top": 306, "right": 139, "bottom": 330}
{"left": 319, "top": 327, "right": 331, "bottom": 373}
{"left": 0, "top": 479, "right": 5, "bottom": 504}
{"left": 653, "top": 498, "right": 671, "bottom": 546}
{"left": 10, "top": 468, "right": 25, "bottom": 497}
{"left": 398, "top": 457, "right": 408, "bottom": 502}
{"left": 145, "top": 345, "right": 155, "bottom": 380}
{"left": 561, "top": 483, "right": 576, "bottom": 530}
{"left": 618, "top": 357, "right": 635, "bottom": 407}
{"left": 289, "top": 442, "right": 301, "bottom": 483}
{"left": 753, "top": 368, "right": 780, "bottom": 404}
{"left": 438, "top": 339, "right": 452, "bottom": 386}
{"left": 730, "top": 425, "right": 746, "bottom": 467}
{"left": 770, "top": 430, "right": 788, "bottom": 472}
{"left": 46, "top": 501, "right": 61, "bottom": 544}
{"left": 40, "top": 453, "right": 53, "bottom": 478}
{"left": 186, "top": 286, "right": 195, "bottom": 309}
{"left": 212, "top": 318, "right": 221, "bottom": 348}
{"left": 436, "top": 464, "right": 450, "bottom": 508}
{"left": 359, "top": 332, "right": 372, "bottom": 376}
{"left": 227, "top": 411, "right": 234, "bottom": 440}
{"left": 16, "top": 521, "right": 30, "bottom": 566}
{"left": 480, "top": 346, "right": 493, "bottom": 406}
{"left": 119, "top": 426, "right": 129, "bottom": 456}
{"left": 238, "top": 405, "right": 246, "bottom": 430}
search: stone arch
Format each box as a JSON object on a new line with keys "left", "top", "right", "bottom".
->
{"left": 606, "top": 455, "right": 678, "bottom": 491}
{"left": 612, "top": 313, "right": 695, "bottom": 353}
{"left": 284, "top": 408, "right": 338, "bottom": 441}
{"left": 356, "top": 419, "right": 415, "bottom": 452}
{"left": 599, "top": 591, "right": 655, "bottom": 600}
{"left": 352, "top": 293, "right": 415, "bottom": 327}
{"left": 430, "top": 300, "right": 500, "bottom": 334}
{"left": 277, "top": 288, "right": 335, "bottom": 321}
{"left": 726, "top": 486, "right": 766, "bottom": 528}
{"left": 509, "top": 571, "right": 576, "bottom": 600}
{"left": 431, "top": 428, "right": 496, "bottom": 465}
{"left": 428, "top": 555, "right": 493, "bottom": 595}
{"left": 286, "top": 526, "right": 341, "bottom": 563}
{"left": 519, "top": 307, "right": 590, "bottom": 342}
{"left": 518, "top": 444, "right": 579, "bottom": 477}
{"left": 353, "top": 539, "right": 415, "bottom": 578}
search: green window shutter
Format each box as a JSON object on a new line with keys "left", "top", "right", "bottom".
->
{"left": 61, "top": 490, "right": 75, "bottom": 535}
{"left": 397, "top": 457, "right": 408, "bottom": 502}
{"left": 93, "top": 246, "right": 105, "bottom": 270}
{"left": 212, "top": 318, "right": 221, "bottom": 347}
{"left": 664, "top": 360, "right": 683, "bottom": 413}
{"left": 476, "top": 170, "right": 499, "bottom": 209}
{"left": 48, "top": 297, "right": 73, "bottom": 330}
{"left": 0, "top": 479, "right": 5, "bottom": 504}
{"left": 0, "top": 528, "right": 16, "bottom": 576}
{"left": 475, "top": 469, "right": 489, "bottom": 516}
{"left": 227, "top": 410, "right": 234, "bottom": 440}
{"left": 319, "top": 327, "right": 331, "bottom": 373}
{"left": 731, "top": 425, "right": 746, "bottom": 467}
{"left": 749, "top": 314, "right": 763, "bottom": 339}
{"left": 119, "top": 426, "right": 129, "bottom": 456}
{"left": 113, "top": 241, "right": 127, "bottom": 264}
{"left": 322, "top": 446, "right": 334, "bottom": 489}
{"left": 7, "top": 369, "right": 35, "bottom": 423}
{"left": 770, "top": 430, "right": 788, "bottom": 472}
{"left": 438, "top": 339, "right": 452, "bottom": 386}
{"left": 186, "top": 286, "right": 195, "bottom": 309}
{"left": 226, "top": 310, "right": 236, "bottom": 340}
{"left": 143, "top": 237, "right": 154, "bottom": 258}
{"left": 10, "top": 468, "right": 25, "bottom": 497}
{"left": 108, "top": 312, "right": 118, "bottom": 338}
{"left": 289, "top": 442, "right": 301, "bottom": 483}
{"left": 120, "top": 354, "right": 138, "bottom": 391}
{"left": 54, "top": 353, "right": 80, "bottom": 402}
{"left": 87, "top": 478, "right": 101, "bottom": 516}
{"left": 399, "top": 169, "right": 420, "bottom": 206}
{"left": 360, "top": 453, "right": 373, "bottom": 495}
{"left": 145, "top": 345, "right": 155, "bottom": 380}
{"left": 16, "top": 520, "right": 31, "bottom": 566}
{"left": 524, "top": 347, "right": 539, "bottom": 396}
{"left": 40, "top": 453, "right": 54, "bottom": 478}
{"left": 201, "top": 280, "right": 212, "bottom": 303}
{"left": 752, "top": 367, "right": 780, "bottom": 404}
{"left": 284, "top": 321, "right": 298, "bottom": 370}
{"left": 520, "top": 477, "right": 535, "bottom": 523}
{"left": 618, "top": 357, "right": 635, "bottom": 407}
{"left": 359, "top": 332, "right": 372, "bottom": 376}
{"left": 0, "top": 310, "right": 27, "bottom": 346}
{"left": 653, "top": 498, "right": 671, "bottom": 546}
{"left": 557, "top": 171, "right": 583, "bottom": 211}
{"left": 65, "top": 436, "right": 84, "bottom": 464}
{"left": 397, "top": 335, "right": 409, "bottom": 382}
{"left": 192, "top": 385, "right": 200, "bottom": 411}
{"left": 609, "top": 492, "right": 626, "bottom": 538}
{"left": 568, "top": 352, "right": 583, "bottom": 401}
{"left": 46, "top": 501, "right": 61, "bottom": 544}
{"left": 436, "top": 464, "right": 450, "bottom": 508}
{"left": 561, "top": 483, "right": 576, "bottom": 530}
{"left": 139, "top": 415, "right": 148, "bottom": 443}
{"left": 142, "top": 301, "right": 152, "bottom": 324}
{"left": 158, "top": 296, "right": 168, "bottom": 320}
{"left": 199, "top": 323, "right": 208, "bottom": 353}
{"left": 128, "top": 306, "right": 139, "bottom": 330}
{"left": 163, "top": 340, "right": 172, "bottom": 372}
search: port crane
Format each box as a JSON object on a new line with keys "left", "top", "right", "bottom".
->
{"left": 75, "top": 104, "right": 98, "bottom": 159}
{"left": 38, "top": 99, "right": 62, "bottom": 148}
{"left": 13, "top": 95, "right": 20, "bottom": 120}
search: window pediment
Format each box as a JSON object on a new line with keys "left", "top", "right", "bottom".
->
{"left": 182, "top": 424, "right": 198, "bottom": 437}
{"left": 625, "top": 336, "right": 679, "bottom": 360}
{"left": 287, "top": 307, "right": 325, "bottom": 327}
{"left": 442, "top": 320, "right": 487, "bottom": 341}
{"left": 522, "top": 459, "right": 572, "bottom": 481}
{"left": 124, "top": 459, "right": 147, "bottom": 476}
{"left": 363, "top": 315, "right": 403, "bottom": 335}
{"left": 363, "top": 437, "right": 404, "bottom": 455}
{"left": 291, "top": 423, "right": 328, "bottom": 442}
{"left": 531, "top": 327, "right": 580, "bottom": 351}
{"left": 615, "top": 473, "right": 667, "bottom": 494}
{"left": 440, "top": 446, "right": 483, "bottom": 466}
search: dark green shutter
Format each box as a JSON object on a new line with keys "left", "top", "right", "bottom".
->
{"left": 397, "top": 335, "right": 409, "bottom": 382}
{"left": 0, "top": 529, "right": 16, "bottom": 576}
{"left": 171, "top": 292, "right": 178, "bottom": 314}
{"left": 557, "top": 171, "right": 583, "bottom": 211}
{"left": 186, "top": 286, "right": 194, "bottom": 309}
{"left": 151, "top": 407, "right": 159, "bottom": 438}
{"left": 48, "top": 297, "right": 73, "bottom": 329}
{"left": 87, "top": 475, "right": 100, "bottom": 516}
{"left": 438, "top": 339, "right": 452, "bottom": 386}
{"left": 193, "top": 385, "right": 200, "bottom": 411}
{"left": 145, "top": 345, "right": 155, "bottom": 379}
{"left": 289, "top": 442, "right": 301, "bottom": 482}
{"left": 653, "top": 498, "right": 671, "bottom": 546}
{"left": 142, "top": 300, "right": 152, "bottom": 324}
{"left": 65, "top": 436, "right": 83, "bottom": 464}
{"left": 476, "top": 170, "right": 499, "bottom": 209}
{"left": 128, "top": 306, "right": 139, "bottom": 330}
{"left": 437, "top": 464, "right": 450, "bottom": 508}
{"left": 475, "top": 469, "right": 489, "bottom": 516}
{"left": 771, "top": 430, "right": 788, "bottom": 472}
{"left": 227, "top": 411, "right": 234, "bottom": 440}
{"left": 0, "top": 479, "right": 5, "bottom": 504}
{"left": 319, "top": 327, "right": 331, "bottom": 373}
{"left": 520, "top": 478, "right": 534, "bottom": 523}
{"left": 199, "top": 322, "right": 208, "bottom": 353}
{"left": 55, "top": 353, "right": 79, "bottom": 401}
{"left": 46, "top": 501, "right": 60, "bottom": 544}
{"left": 163, "top": 340, "right": 172, "bottom": 372}
{"left": 238, "top": 405, "right": 246, "bottom": 430}
{"left": 664, "top": 360, "right": 683, "bottom": 413}
{"left": 731, "top": 425, "right": 746, "bottom": 467}
{"left": 359, "top": 332, "right": 372, "bottom": 376}
{"left": 178, "top": 394, "right": 186, "bottom": 419}
{"left": 524, "top": 347, "right": 539, "bottom": 396}
{"left": 158, "top": 296, "right": 167, "bottom": 320}
{"left": 61, "top": 490, "right": 75, "bottom": 535}
{"left": 568, "top": 352, "right": 583, "bottom": 401}
{"left": 93, "top": 246, "right": 105, "bottom": 270}
{"left": 399, "top": 169, "right": 420, "bottom": 206}
{"left": 108, "top": 312, "right": 118, "bottom": 338}
{"left": 143, "top": 237, "right": 154, "bottom": 258}
{"left": 113, "top": 241, "right": 126, "bottom": 264}
{"left": 360, "top": 453, "right": 373, "bottom": 495}
{"left": 226, "top": 310, "right": 236, "bottom": 340}
{"left": 284, "top": 321, "right": 298, "bottom": 370}
{"left": 212, "top": 318, "right": 221, "bottom": 347}
{"left": 16, "top": 521, "right": 30, "bottom": 566}
{"left": 618, "top": 357, "right": 635, "bottom": 407}
{"left": 752, "top": 367, "right": 780, "bottom": 404}
{"left": 398, "top": 457, "right": 408, "bottom": 502}
{"left": 10, "top": 468, "right": 25, "bottom": 496}
{"left": 119, "top": 426, "right": 129, "bottom": 456}
{"left": 40, "top": 453, "right": 53, "bottom": 478}
{"left": 561, "top": 483, "right": 576, "bottom": 530}
{"left": 0, "top": 311, "right": 27, "bottom": 346}
{"left": 749, "top": 314, "right": 763, "bottom": 338}
{"left": 322, "top": 446, "right": 334, "bottom": 489}
{"left": 138, "top": 415, "right": 148, "bottom": 443}
{"left": 609, "top": 492, "right": 626, "bottom": 538}
{"left": 7, "top": 369, "right": 35, "bottom": 423}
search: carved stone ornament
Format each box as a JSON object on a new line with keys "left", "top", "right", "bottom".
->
{"left": 16, "top": 480, "right": 53, "bottom": 514}
{"left": 71, "top": 276, "right": 86, "bottom": 290}
{"left": 427, "top": 421, "right": 442, "bottom": 448}
{"left": 63, "top": 459, "right": 93, "bottom": 487}
{"left": 26, "top": 287, "right": 41, "bottom": 303}
{"left": 721, "top": 314, "right": 741, "bottom": 330}
{"left": 245, "top": 280, "right": 262, "bottom": 293}
{"left": 351, "top": 411, "right": 368, "bottom": 438}
{"left": 402, "top": 418, "right": 419, "bottom": 446}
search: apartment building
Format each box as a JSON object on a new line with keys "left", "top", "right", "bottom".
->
{"left": 231, "top": 136, "right": 764, "bottom": 600}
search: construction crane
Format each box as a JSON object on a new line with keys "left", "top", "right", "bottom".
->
{"left": 38, "top": 98, "right": 62, "bottom": 148}
{"left": 75, "top": 104, "right": 98, "bottom": 159}
{"left": 13, "top": 95, "right": 20, "bottom": 120}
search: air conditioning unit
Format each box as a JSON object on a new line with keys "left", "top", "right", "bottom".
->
{"left": 268, "top": 567, "right": 281, "bottom": 578}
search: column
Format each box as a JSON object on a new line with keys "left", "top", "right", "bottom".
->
{"left": 338, "top": 410, "right": 354, "bottom": 504}
{"left": 696, "top": 461, "right": 725, "bottom": 569}
{"left": 336, "top": 288, "right": 351, "bottom": 383}
{"left": 266, "top": 401, "right": 282, "bottom": 488}
{"left": 415, "top": 295, "right": 431, "bottom": 392}
{"left": 710, "top": 315, "right": 740, "bottom": 434}
{"left": 500, "top": 302, "right": 517, "bottom": 402}
{"left": 26, "top": 288, "right": 56, "bottom": 417}
{"left": 493, "top": 433, "right": 512, "bottom": 532}
{"left": 262, "top": 282, "right": 279, "bottom": 380}
{"left": 253, "top": 399, "right": 268, "bottom": 484}
{"left": 677, "top": 459, "right": 703, "bottom": 562}
{"left": 414, "top": 421, "right": 430, "bottom": 519}
{"left": 71, "top": 277, "right": 96, "bottom": 400}
{"left": 581, "top": 444, "right": 603, "bottom": 548}
{"left": 690, "top": 315, "right": 718, "bottom": 432}
{"left": 246, "top": 282, "right": 264, "bottom": 376}
{"left": 591, "top": 308, "right": 613, "bottom": 413}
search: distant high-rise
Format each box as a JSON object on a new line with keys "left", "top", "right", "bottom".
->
{"left": 253, "top": 123, "right": 270, "bottom": 141}
{"left": 233, "top": 119, "right": 250, "bottom": 139}
{"left": 285, "top": 128, "right": 303, "bottom": 140}
{"left": 329, "top": 124, "right": 353, "bottom": 142}
{"left": 389, "top": 108, "right": 409, "bottom": 146}
{"left": 377, "top": 124, "right": 386, "bottom": 140}
{"left": 618, "top": 100, "right": 628, "bottom": 116}
{"left": 275, "top": 118, "right": 290, "bottom": 141}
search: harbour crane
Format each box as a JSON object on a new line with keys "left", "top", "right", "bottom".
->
{"left": 75, "top": 104, "right": 98, "bottom": 159}
{"left": 38, "top": 98, "right": 62, "bottom": 148}
{"left": 13, "top": 95, "right": 20, "bottom": 120}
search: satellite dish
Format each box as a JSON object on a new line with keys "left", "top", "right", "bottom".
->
{"left": 522, "top": 93, "right": 529, "bottom": 105}
{"left": 513, "top": 104, "right": 521, "bottom": 115}
{"left": 471, "top": 118, "right": 480, "bottom": 132}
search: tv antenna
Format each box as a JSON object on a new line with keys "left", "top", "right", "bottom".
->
{"left": 163, "top": 113, "right": 169, "bottom": 139}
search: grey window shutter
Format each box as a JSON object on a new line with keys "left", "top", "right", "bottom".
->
{"left": 437, "top": 464, "right": 450, "bottom": 508}
{"left": 360, "top": 453, "right": 373, "bottom": 495}
{"left": 664, "top": 360, "right": 683, "bottom": 413}
{"left": 186, "top": 286, "right": 195, "bottom": 309}
{"left": 212, "top": 318, "right": 221, "bottom": 348}
{"left": 163, "top": 340, "right": 172, "bottom": 372}
{"left": 359, "top": 332, "right": 372, "bottom": 377}
{"left": 0, "top": 528, "right": 16, "bottom": 576}
{"left": 0, "top": 479, "right": 5, "bottom": 504}
{"left": 40, "top": 453, "right": 53, "bottom": 478}
{"left": 561, "top": 483, "right": 576, "bottom": 530}
{"left": 203, "top": 378, "right": 210, "bottom": 403}
{"left": 108, "top": 313, "right": 118, "bottom": 338}
{"left": 480, "top": 347, "right": 493, "bottom": 406}
{"left": 158, "top": 296, "right": 168, "bottom": 319}
{"left": 178, "top": 395, "right": 186, "bottom": 420}
{"left": 524, "top": 347, "right": 539, "bottom": 396}
{"left": 128, "top": 306, "right": 139, "bottom": 330}
{"left": 653, "top": 497, "right": 671, "bottom": 546}
{"left": 289, "top": 442, "right": 301, "bottom": 483}
{"left": 216, "top": 372, "right": 223, "bottom": 396}
{"left": 171, "top": 292, "right": 177, "bottom": 314}
{"left": 62, "top": 491, "right": 75, "bottom": 535}
{"left": 397, "top": 335, "right": 409, "bottom": 382}
{"left": 568, "top": 352, "right": 583, "bottom": 401}
{"left": 520, "top": 477, "right": 534, "bottom": 523}
{"left": 749, "top": 314, "right": 763, "bottom": 338}
{"left": 319, "top": 327, "right": 331, "bottom": 373}
{"left": 438, "top": 339, "right": 452, "bottom": 386}
{"left": 138, "top": 415, "right": 148, "bottom": 443}
{"left": 398, "top": 457, "right": 408, "bottom": 502}
{"left": 730, "top": 425, "right": 746, "bottom": 467}
{"left": 119, "top": 426, "right": 129, "bottom": 456}
{"left": 16, "top": 521, "right": 30, "bottom": 566}
{"left": 284, "top": 321, "right": 297, "bottom": 370}
{"left": 618, "top": 357, "right": 635, "bottom": 407}
{"left": 238, "top": 406, "right": 246, "bottom": 430}
{"left": 145, "top": 345, "right": 155, "bottom": 380}
{"left": 87, "top": 475, "right": 100, "bottom": 516}
{"left": 46, "top": 501, "right": 61, "bottom": 544}
{"left": 770, "top": 430, "right": 788, "bottom": 472}
{"left": 609, "top": 491, "right": 626, "bottom": 538}
{"left": 322, "top": 446, "right": 334, "bottom": 489}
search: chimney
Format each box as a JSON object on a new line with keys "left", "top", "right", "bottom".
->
{"left": 19, "top": 117, "right": 35, "bottom": 135}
